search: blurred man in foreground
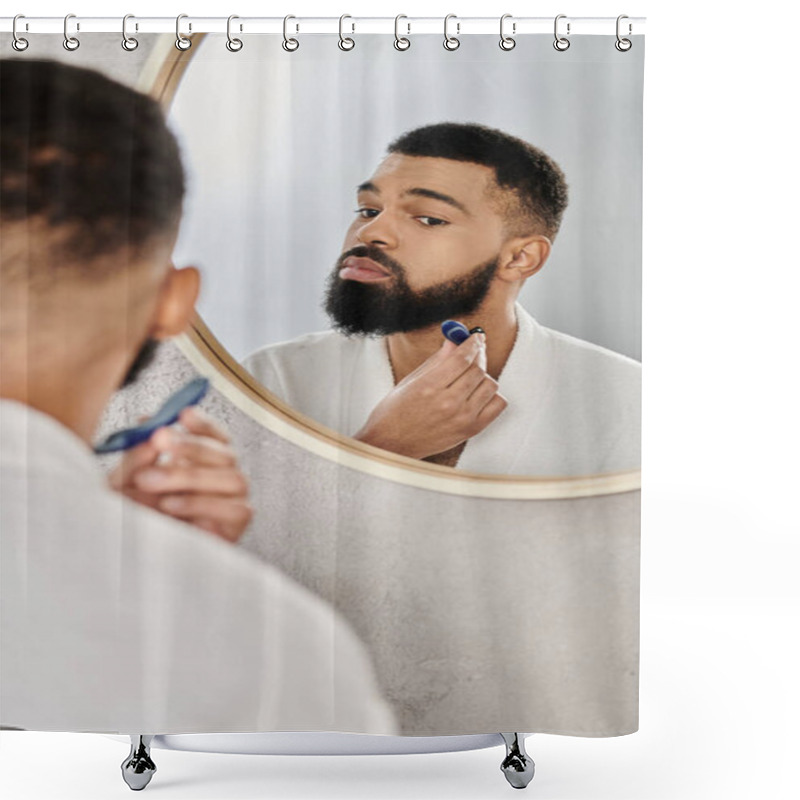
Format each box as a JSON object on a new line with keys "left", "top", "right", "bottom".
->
{"left": 0, "top": 59, "right": 395, "bottom": 735}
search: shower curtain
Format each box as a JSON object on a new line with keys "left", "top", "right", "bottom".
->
{"left": 2, "top": 21, "right": 643, "bottom": 740}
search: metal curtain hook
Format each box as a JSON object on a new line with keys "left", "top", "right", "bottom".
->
{"left": 175, "top": 14, "right": 192, "bottom": 50}
{"left": 554, "top": 14, "right": 571, "bottom": 51}
{"left": 12, "top": 14, "right": 29, "bottom": 51}
{"left": 338, "top": 14, "right": 355, "bottom": 51}
{"left": 615, "top": 14, "right": 632, "bottom": 51}
{"left": 394, "top": 14, "right": 410, "bottom": 50}
{"left": 227, "top": 15, "right": 243, "bottom": 51}
{"left": 122, "top": 14, "right": 139, "bottom": 51}
{"left": 499, "top": 14, "right": 516, "bottom": 51}
{"left": 443, "top": 14, "right": 460, "bottom": 51}
{"left": 283, "top": 15, "right": 299, "bottom": 51}
{"left": 63, "top": 13, "right": 80, "bottom": 51}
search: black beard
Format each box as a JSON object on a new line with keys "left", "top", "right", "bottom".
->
{"left": 324, "top": 245, "right": 498, "bottom": 336}
{"left": 120, "top": 338, "right": 160, "bottom": 388}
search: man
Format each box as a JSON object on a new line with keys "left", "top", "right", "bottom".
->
{"left": 245, "top": 123, "right": 640, "bottom": 475}
{"left": 0, "top": 59, "right": 395, "bottom": 734}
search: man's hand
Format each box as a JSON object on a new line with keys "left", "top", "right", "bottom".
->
{"left": 108, "top": 406, "right": 253, "bottom": 543}
{"left": 354, "top": 333, "right": 507, "bottom": 460}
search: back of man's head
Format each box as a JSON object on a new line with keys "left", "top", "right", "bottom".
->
{"left": 0, "top": 58, "right": 184, "bottom": 273}
{"left": 1, "top": 59, "right": 196, "bottom": 433}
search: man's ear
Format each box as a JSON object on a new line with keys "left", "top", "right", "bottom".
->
{"left": 149, "top": 265, "right": 201, "bottom": 340}
{"left": 497, "top": 236, "right": 552, "bottom": 284}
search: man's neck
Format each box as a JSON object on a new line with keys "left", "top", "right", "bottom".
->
{"left": 386, "top": 303, "right": 519, "bottom": 384}
{"left": 1, "top": 345, "right": 124, "bottom": 446}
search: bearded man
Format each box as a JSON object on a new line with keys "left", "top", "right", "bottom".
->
{"left": 244, "top": 123, "right": 640, "bottom": 475}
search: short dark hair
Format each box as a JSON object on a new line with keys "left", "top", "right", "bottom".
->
{"left": 387, "top": 122, "right": 568, "bottom": 240}
{"left": 0, "top": 59, "right": 184, "bottom": 267}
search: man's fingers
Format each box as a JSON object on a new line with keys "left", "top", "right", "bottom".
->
{"left": 158, "top": 494, "right": 253, "bottom": 530}
{"left": 192, "top": 517, "right": 237, "bottom": 542}
{"left": 465, "top": 377, "right": 505, "bottom": 430}
{"left": 150, "top": 427, "right": 236, "bottom": 468}
{"left": 108, "top": 439, "right": 160, "bottom": 489}
{"left": 169, "top": 510, "right": 250, "bottom": 544}
{"left": 475, "top": 392, "right": 508, "bottom": 426}
{"left": 427, "top": 335, "right": 486, "bottom": 389}
{"left": 466, "top": 373, "right": 500, "bottom": 405}
{"left": 133, "top": 465, "right": 248, "bottom": 496}
{"left": 116, "top": 487, "right": 161, "bottom": 509}
{"left": 447, "top": 362, "right": 489, "bottom": 398}
{"left": 177, "top": 406, "right": 231, "bottom": 444}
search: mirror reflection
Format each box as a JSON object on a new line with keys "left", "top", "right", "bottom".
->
{"left": 168, "top": 36, "right": 642, "bottom": 476}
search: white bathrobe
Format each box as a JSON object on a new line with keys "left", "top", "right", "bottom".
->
{"left": 244, "top": 305, "right": 641, "bottom": 476}
{"left": 0, "top": 399, "right": 396, "bottom": 735}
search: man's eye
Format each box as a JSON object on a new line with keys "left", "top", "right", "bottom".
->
{"left": 417, "top": 216, "right": 448, "bottom": 227}
{"left": 355, "top": 207, "right": 380, "bottom": 219}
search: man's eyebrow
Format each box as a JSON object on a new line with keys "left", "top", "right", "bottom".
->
{"left": 404, "top": 188, "right": 470, "bottom": 216}
{"left": 355, "top": 183, "right": 471, "bottom": 216}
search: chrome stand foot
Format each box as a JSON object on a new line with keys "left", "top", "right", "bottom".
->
{"left": 121, "top": 735, "right": 156, "bottom": 791}
{"left": 500, "top": 733, "right": 535, "bottom": 789}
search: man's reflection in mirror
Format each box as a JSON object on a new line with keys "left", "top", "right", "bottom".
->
{"left": 245, "top": 123, "right": 640, "bottom": 476}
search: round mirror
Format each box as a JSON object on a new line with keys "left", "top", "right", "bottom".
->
{"left": 149, "top": 32, "right": 642, "bottom": 499}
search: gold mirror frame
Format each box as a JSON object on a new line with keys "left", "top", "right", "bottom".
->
{"left": 137, "top": 33, "right": 641, "bottom": 501}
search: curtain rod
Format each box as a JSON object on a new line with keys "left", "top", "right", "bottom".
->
{"left": 1, "top": 16, "right": 646, "bottom": 37}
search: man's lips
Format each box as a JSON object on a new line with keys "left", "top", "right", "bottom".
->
{"left": 339, "top": 256, "right": 393, "bottom": 283}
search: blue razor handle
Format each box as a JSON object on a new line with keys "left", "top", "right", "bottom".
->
{"left": 94, "top": 377, "right": 210, "bottom": 454}
{"left": 442, "top": 320, "right": 471, "bottom": 345}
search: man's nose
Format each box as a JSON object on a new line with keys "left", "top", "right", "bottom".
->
{"left": 356, "top": 212, "right": 398, "bottom": 249}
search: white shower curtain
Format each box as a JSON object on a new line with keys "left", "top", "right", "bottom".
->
{"left": 2, "top": 23, "right": 643, "bottom": 739}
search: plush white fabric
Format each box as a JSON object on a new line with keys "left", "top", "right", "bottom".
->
{"left": 244, "top": 304, "right": 641, "bottom": 476}
{"left": 0, "top": 399, "right": 396, "bottom": 735}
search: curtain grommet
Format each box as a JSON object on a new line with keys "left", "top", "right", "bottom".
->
{"left": 175, "top": 14, "right": 192, "bottom": 51}
{"left": 338, "top": 14, "right": 355, "bottom": 51}
{"left": 615, "top": 15, "right": 632, "bottom": 51}
{"left": 122, "top": 14, "right": 139, "bottom": 51}
{"left": 443, "top": 14, "right": 460, "bottom": 51}
{"left": 12, "top": 15, "right": 29, "bottom": 51}
{"left": 63, "top": 14, "right": 80, "bottom": 51}
{"left": 226, "top": 15, "right": 243, "bottom": 52}
{"left": 282, "top": 15, "right": 299, "bottom": 52}
{"left": 499, "top": 14, "right": 516, "bottom": 51}
{"left": 553, "top": 14, "right": 571, "bottom": 51}
{"left": 394, "top": 15, "right": 410, "bottom": 51}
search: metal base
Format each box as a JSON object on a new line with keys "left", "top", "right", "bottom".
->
{"left": 117, "top": 731, "right": 532, "bottom": 790}
{"left": 124, "top": 731, "right": 503, "bottom": 755}
{"left": 121, "top": 735, "right": 156, "bottom": 791}
{"left": 500, "top": 733, "right": 535, "bottom": 789}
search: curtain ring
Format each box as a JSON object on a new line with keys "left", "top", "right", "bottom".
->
{"left": 553, "top": 14, "right": 571, "bottom": 51}
{"left": 394, "top": 15, "right": 410, "bottom": 50}
{"left": 122, "top": 14, "right": 139, "bottom": 51}
{"left": 63, "top": 14, "right": 80, "bottom": 51}
{"left": 443, "top": 14, "right": 460, "bottom": 51}
{"left": 226, "top": 15, "right": 243, "bottom": 51}
{"left": 615, "top": 15, "right": 632, "bottom": 51}
{"left": 499, "top": 14, "right": 516, "bottom": 51}
{"left": 12, "top": 15, "right": 29, "bottom": 51}
{"left": 338, "top": 14, "right": 355, "bottom": 51}
{"left": 175, "top": 14, "right": 192, "bottom": 51}
{"left": 282, "top": 15, "right": 299, "bottom": 52}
